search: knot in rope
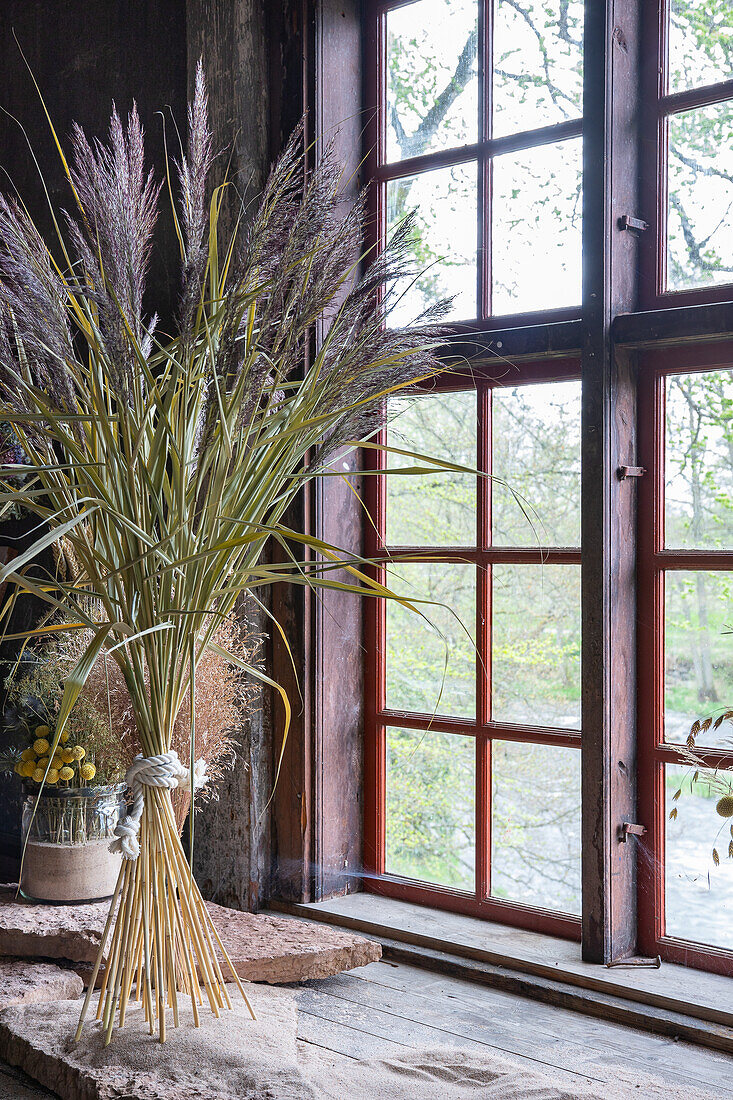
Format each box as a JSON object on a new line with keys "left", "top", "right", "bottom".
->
{"left": 110, "top": 750, "right": 208, "bottom": 861}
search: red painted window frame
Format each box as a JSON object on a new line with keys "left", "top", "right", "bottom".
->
{"left": 363, "top": 0, "right": 586, "bottom": 939}
{"left": 639, "top": 0, "right": 733, "bottom": 310}
{"left": 364, "top": 0, "right": 584, "bottom": 333}
{"left": 637, "top": 341, "right": 733, "bottom": 978}
{"left": 363, "top": 359, "right": 582, "bottom": 940}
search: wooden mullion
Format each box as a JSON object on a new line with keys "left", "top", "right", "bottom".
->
{"left": 581, "top": 0, "right": 642, "bottom": 964}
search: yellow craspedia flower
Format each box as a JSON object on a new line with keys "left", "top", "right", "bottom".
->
{"left": 71, "top": 745, "right": 85, "bottom": 761}
{"left": 13, "top": 762, "right": 23, "bottom": 775}
{"left": 34, "top": 725, "right": 50, "bottom": 738}
{"left": 80, "top": 763, "right": 96, "bottom": 782}
{"left": 50, "top": 756, "right": 63, "bottom": 771}
{"left": 716, "top": 795, "right": 733, "bottom": 818}
{"left": 32, "top": 767, "right": 44, "bottom": 783}
{"left": 60, "top": 731, "right": 69, "bottom": 744}
{"left": 20, "top": 761, "right": 36, "bottom": 778}
{"left": 20, "top": 747, "right": 35, "bottom": 762}
{"left": 61, "top": 748, "right": 75, "bottom": 764}
{"left": 37, "top": 757, "right": 49, "bottom": 769}
{"left": 46, "top": 769, "right": 59, "bottom": 785}
{"left": 33, "top": 738, "right": 50, "bottom": 756}
{"left": 58, "top": 766, "right": 74, "bottom": 782}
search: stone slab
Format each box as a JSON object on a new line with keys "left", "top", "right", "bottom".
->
{"left": 0, "top": 960, "right": 82, "bottom": 1010}
{"left": 0, "top": 986, "right": 314, "bottom": 1100}
{"left": 0, "top": 886, "right": 108, "bottom": 965}
{"left": 0, "top": 885, "right": 381, "bottom": 983}
{"left": 206, "top": 904, "right": 381, "bottom": 983}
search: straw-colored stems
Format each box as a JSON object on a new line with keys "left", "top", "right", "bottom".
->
{"left": 73, "top": 859, "right": 126, "bottom": 1043}
{"left": 75, "top": 785, "right": 249, "bottom": 1043}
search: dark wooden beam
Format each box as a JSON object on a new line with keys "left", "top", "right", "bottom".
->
{"left": 614, "top": 301, "right": 733, "bottom": 348}
{"left": 187, "top": 0, "right": 275, "bottom": 912}
{"left": 312, "top": 0, "right": 365, "bottom": 901}
{"left": 446, "top": 319, "right": 583, "bottom": 362}
{"left": 581, "top": 0, "right": 641, "bottom": 964}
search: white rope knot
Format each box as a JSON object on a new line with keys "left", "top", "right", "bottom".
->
{"left": 110, "top": 750, "right": 208, "bottom": 861}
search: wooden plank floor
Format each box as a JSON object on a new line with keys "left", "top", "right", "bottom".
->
{"left": 282, "top": 894, "right": 733, "bottom": 1028}
{"left": 293, "top": 959, "right": 733, "bottom": 1097}
{"left": 2, "top": 960, "right": 732, "bottom": 1097}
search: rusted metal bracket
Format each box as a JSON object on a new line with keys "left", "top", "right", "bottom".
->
{"left": 618, "top": 214, "right": 649, "bottom": 233}
{"left": 619, "top": 821, "right": 647, "bottom": 842}
{"left": 606, "top": 955, "right": 662, "bottom": 969}
{"left": 617, "top": 465, "right": 646, "bottom": 480}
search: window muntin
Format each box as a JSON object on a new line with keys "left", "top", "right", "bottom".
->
{"left": 374, "top": 0, "right": 584, "bottom": 325}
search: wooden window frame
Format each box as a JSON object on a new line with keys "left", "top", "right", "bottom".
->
{"left": 365, "top": 0, "right": 583, "bottom": 332}
{"left": 270, "top": 0, "right": 733, "bottom": 978}
{"left": 363, "top": 360, "right": 583, "bottom": 940}
{"left": 639, "top": 1, "right": 733, "bottom": 309}
{"left": 637, "top": 341, "right": 733, "bottom": 978}
{"left": 360, "top": 0, "right": 642, "bottom": 957}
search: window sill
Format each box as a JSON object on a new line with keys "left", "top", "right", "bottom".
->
{"left": 269, "top": 893, "right": 733, "bottom": 1053}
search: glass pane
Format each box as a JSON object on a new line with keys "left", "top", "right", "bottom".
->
{"left": 386, "top": 0, "right": 479, "bottom": 162}
{"left": 665, "top": 571, "right": 733, "bottom": 748}
{"left": 386, "top": 562, "right": 476, "bottom": 717}
{"left": 667, "top": 102, "right": 733, "bottom": 292}
{"left": 492, "top": 138, "right": 582, "bottom": 315}
{"left": 492, "top": 564, "right": 581, "bottom": 728}
{"left": 668, "top": 1, "right": 733, "bottom": 94}
{"left": 386, "top": 727, "right": 475, "bottom": 890}
{"left": 493, "top": 0, "right": 584, "bottom": 138}
{"left": 386, "top": 391, "right": 477, "bottom": 547}
{"left": 491, "top": 741, "right": 581, "bottom": 913}
{"left": 665, "top": 370, "right": 733, "bottom": 549}
{"left": 386, "top": 163, "right": 478, "bottom": 325}
{"left": 492, "top": 380, "right": 581, "bottom": 547}
{"left": 665, "top": 764, "right": 733, "bottom": 950}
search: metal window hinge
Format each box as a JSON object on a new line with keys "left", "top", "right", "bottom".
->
{"left": 617, "top": 465, "right": 646, "bottom": 480}
{"left": 619, "top": 821, "right": 647, "bottom": 842}
{"left": 618, "top": 214, "right": 649, "bottom": 233}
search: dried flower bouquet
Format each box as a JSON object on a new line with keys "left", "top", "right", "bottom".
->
{"left": 0, "top": 65, "right": 452, "bottom": 1043}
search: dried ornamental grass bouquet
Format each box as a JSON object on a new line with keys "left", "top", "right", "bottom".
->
{"left": 0, "top": 65, "right": 454, "bottom": 1044}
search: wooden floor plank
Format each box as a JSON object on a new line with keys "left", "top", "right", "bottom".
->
{"left": 295, "top": 984, "right": 606, "bottom": 1088}
{"left": 297, "top": 963, "right": 733, "bottom": 1095}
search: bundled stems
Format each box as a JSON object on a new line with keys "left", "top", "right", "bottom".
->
{"left": 76, "top": 785, "right": 254, "bottom": 1045}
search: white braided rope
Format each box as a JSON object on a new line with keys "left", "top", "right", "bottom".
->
{"left": 110, "top": 750, "right": 208, "bottom": 861}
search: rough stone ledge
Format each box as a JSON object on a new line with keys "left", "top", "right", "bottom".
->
{"left": 0, "top": 959, "right": 82, "bottom": 1010}
{"left": 0, "top": 987, "right": 307, "bottom": 1100}
{"left": 0, "top": 885, "right": 381, "bottom": 984}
